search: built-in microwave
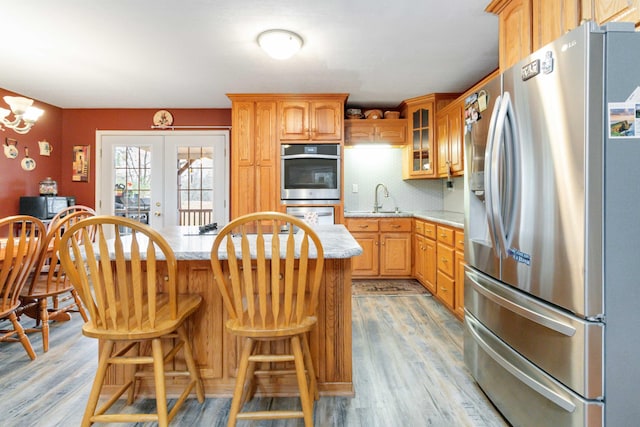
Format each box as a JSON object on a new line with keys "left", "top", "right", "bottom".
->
{"left": 281, "top": 144, "right": 340, "bottom": 203}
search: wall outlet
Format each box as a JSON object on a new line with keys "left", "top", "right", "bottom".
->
{"left": 352, "top": 184, "right": 359, "bottom": 193}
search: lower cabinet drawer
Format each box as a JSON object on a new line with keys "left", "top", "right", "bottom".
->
{"left": 437, "top": 270, "right": 455, "bottom": 308}
{"left": 437, "top": 242, "right": 455, "bottom": 276}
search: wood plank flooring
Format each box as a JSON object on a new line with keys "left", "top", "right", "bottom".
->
{"left": 0, "top": 283, "right": 509, "bottom": 426}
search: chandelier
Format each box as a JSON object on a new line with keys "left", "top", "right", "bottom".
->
{"left": 0, "top": 96, "right": 44, "bottom": 134}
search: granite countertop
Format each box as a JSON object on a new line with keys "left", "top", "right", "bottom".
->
{"left": 344, "top": 210, "right": 464, "bottom": 229}
{"left": 160, "top": 224, "right": 363, "bottom": 260}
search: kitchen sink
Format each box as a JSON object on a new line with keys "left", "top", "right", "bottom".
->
{"left": 346, "top": 210, "right": 409, "bottom": 215}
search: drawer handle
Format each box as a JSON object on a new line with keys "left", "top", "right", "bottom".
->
{"left": 391, "top": 224, "right": 401, "bottom": 228}
{"left": 440, "top": 233, "right": 447, "bottom": 238}
{"left": 358, "top": 224, "right": 369, "bottom": 229}
{"left": 441, "top": 258, "right": 448, "bottom": 264}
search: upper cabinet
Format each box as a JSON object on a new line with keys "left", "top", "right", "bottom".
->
{"left": 402, "top": 93, "right": 458, "bottom": 180}
{"left": 228, "top": 95, "right": 279, "bottom": 219}
{"left": 436, "top": 98, "right": 464, "bottom": 178}
{"left": 488, "top": 0, "right": 640, "bottom": 72}
{"left": 531, "top": 0, "right": 580, "bottom": 51}
{"left": 344, "top": 119, "right": 407, "bottom": 145}
{"left": 584, "top": 0, "right": 640, "bottom": 26}
{"left": 278, "top": 96, "right": 346, "bottom": 142}
{"left": 486, "top": 0, "right": 533, "bottom": 71}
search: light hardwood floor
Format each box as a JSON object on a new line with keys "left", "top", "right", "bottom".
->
{"left": 0, "top": 287, "right": 509, "bottom": 426}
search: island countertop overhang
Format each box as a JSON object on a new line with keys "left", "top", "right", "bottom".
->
{"left": 159, "top": 224, "right": 363, "bottom": 260}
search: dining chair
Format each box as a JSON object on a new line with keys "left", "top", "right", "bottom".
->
{"left": 20, "top": 210, "right": 93, "bottom": 352}
{"left": 210, "top": 212, "right": 325, "bottom": 427}
{"left": 0, "top": 215, "right": 46, "bottom": 360}
{"left": 47, "top": 205, "right": 96, "bottom": 233}
{"left": 58, "top": 215, "right": 204, "bottom": 427}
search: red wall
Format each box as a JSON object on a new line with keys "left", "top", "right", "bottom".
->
{"left": 61, "top": 109, "right": 231, "bottom": 207}
{"left": 0, "top": 86, "right": 231, "bottom": 217}
{"left": 0, "top": 89, "right": 64, "bottom": 218}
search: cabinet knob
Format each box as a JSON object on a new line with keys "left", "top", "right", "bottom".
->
{"left": 441, "top": 258, "right": 448, "bottom": 264}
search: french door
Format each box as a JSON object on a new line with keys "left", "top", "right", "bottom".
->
{"left": 96, "top": 131, "right": 229, "bottom": 231}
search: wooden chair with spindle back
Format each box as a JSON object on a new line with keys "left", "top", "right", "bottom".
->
{"left": 210, "top": 212, "right": 325, "bottom": 427}
{"left": 0, "top": 215, "right": 46, "bottom": 360}
{"left": 58, "top": 215, "right": 204, "bottom": 427}
{"left": 20, "top": 210, "right": 94, "bottom": 352}
{"left": 47, "top": 205, "right": 96, "bottom": 233}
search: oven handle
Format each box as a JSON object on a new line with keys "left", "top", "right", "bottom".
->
{"left": 281, "top": 154, "right": 340, "bottom": 160}
{"left": 287, "top": 210, "right": 334, "bottom": 217}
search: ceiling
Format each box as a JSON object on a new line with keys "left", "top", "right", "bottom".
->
{"left": 1, "top": 0, "right": 498, "bottom": 109}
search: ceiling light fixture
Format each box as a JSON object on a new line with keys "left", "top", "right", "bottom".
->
{"left": 0, "top": 96, "right": 44, "bottom": 134}
{"left": 257, "top": 29, "right": 303, "bottom": 60}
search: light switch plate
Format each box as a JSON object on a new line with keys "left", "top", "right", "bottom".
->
{"left": 352, "top": 184, "right": 358, "bottom": 193}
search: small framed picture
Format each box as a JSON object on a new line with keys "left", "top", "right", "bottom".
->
{"left": 72, "top": 145, "right": 90, "bottom": 182}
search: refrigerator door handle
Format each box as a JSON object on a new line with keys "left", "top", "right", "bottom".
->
{"left": 467, "top": 269, "right": 577, "bottom": 336}
{"left": 489, "top": 92, "right": 519, "bottom": 258}
{"left": 501, "top": 92, "right": 521, "bottom": 253}
{"left": 489, "top": 94, "right": 508, "bottom": 257}
{"left": 466, "top": 314, "right": 577, "bottom": 413}
{"left": 484, "top": 94, "right": 502, "bottom": 254}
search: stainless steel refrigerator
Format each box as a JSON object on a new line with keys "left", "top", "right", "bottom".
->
{"left": 463, "top": 22, "right": 640, "bottom": 427}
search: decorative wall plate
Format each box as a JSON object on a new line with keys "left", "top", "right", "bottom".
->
{"left": 21, "top": 148, "right": 36, "bottom": 171}
{"left": 153, "top": 110, "right": 174, "bottom": 127}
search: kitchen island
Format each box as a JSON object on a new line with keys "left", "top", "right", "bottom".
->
{"left": 102, "top": 224, "right": 362, "bottom": 398}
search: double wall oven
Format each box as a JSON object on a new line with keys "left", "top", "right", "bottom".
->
{"left": 281, "top": 143, "right": 340, "bottom": 224}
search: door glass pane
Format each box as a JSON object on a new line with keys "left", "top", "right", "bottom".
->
{"left": 177, "top": 146, "right": 214, "bottom": 226}
{"left": 114, "top": 146, "right": 151, "bottom": 228}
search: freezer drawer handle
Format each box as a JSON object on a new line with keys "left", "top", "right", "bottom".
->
{"left": 467, "top": 270, "right": 576, "bottom": 337}
{"left": 467, "top": 315, "right": 577, "bottom": 413}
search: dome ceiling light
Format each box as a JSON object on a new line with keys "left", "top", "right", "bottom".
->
{"left": 257, "top": 29, "right": 303, "bottom": 60}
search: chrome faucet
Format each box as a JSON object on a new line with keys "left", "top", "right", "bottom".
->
{"left": 373, "top": 183, "right": 389, "bottom": 213}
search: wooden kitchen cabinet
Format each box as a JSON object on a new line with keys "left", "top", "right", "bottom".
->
{"left": 414, "top": 219, "right": 437, "bottom": 294}
{"left": 531, "top": 0, "right": 580, "bottom": 51}
{"left": 278, "top": 97, "right": 346, "bottom": 142}
{"left": 454, "top": 229, "right": 465, "bottom": 319}
{"left": 402, "top": 93, "right": 458, "bottom": 179}
{"left": 436, "top": 98, "right": 464, "bottom": 178}
{"left": 435, "top": 225, "right": 455, "bottom": 311}
{"left": 488, "top": 0, "right": 640, "bottom": 73}
{"left": 228, "top": 96, "right": 279, "bottom": 218}
{"left": 583, "top": 0, "right": 640, "bottom": 27}
{"left": 346, "top": 217, "right": 412, "bottom": 278}
{"left": 436, "top": 224, "right": 457, "bottom": 312}
{"left": 346, "top": 218, "right": 380, "bottom": 276}
{"left": 344, "top": 119, "right": 407, "bottom": 145}
{"left": 486, "top": 0, "right": 532, "bottom": 71}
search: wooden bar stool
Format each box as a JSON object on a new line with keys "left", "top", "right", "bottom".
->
{"left": 210, "top": 212, "right": 325, "bottom": 427}
{"left": 59, "top": 215, "right": 204, "bottom": 427}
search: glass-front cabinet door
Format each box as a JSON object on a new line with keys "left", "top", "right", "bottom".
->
{"left": 404, "top": 101, "right": 436, "bottom": 178}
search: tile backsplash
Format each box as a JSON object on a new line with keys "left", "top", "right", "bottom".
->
{"left": 344, "top": 147, "right": 464, "bottom": 213}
